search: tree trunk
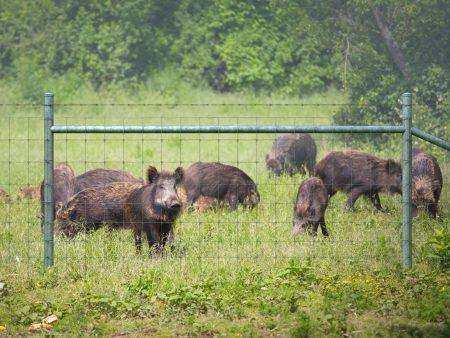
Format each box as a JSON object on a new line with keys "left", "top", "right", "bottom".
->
{"left": 373, "top": 8, "right": 410, "bottom": 80}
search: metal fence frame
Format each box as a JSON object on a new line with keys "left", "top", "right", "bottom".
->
{"left": 43, "top": 92, "right": 450, "bottom": 269}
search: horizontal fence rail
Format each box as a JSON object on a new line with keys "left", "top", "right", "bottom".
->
{"left": 51, "top": 125, "right": 406, "bottom": 134}
{"left": 412, "top": 127, "right": 450, "bottom": 151}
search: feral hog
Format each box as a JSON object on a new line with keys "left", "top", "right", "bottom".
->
{"left": 0, "top": 188, "right": 11, "bottom": 203}
{"left": 17, "top": 185, "right": 40, "bottom": 201}
{"left": 56, "top": 181, "right": 143, "bottom": 237}
{"left": 315, "top": 150, "right": 402, "bottom": 210}
{"left": 40, "top": 162, "right": 76, "bottom": 219}
{"left": 125, "top": 166, "right": 184, "bottom": 254}
{"left": 292, "top": 178, "right": 329, "bottom": 237}
{"left": 266, "top": 134, "right": 316, "bottom": 177}
{"left": 412, "top": 148, "right": 443, "bottom": 218}
{"left": 177, "top": 186, "right": 221, "bottom": 212}
{"left": 75, "top": 168, "right": 142, "bottom": 193}
{"left": 182, "top": 162, "right": 260, "bottom": 210}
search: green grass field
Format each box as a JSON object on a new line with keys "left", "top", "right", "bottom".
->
{"left": 0, "top": 89, "right": 448, "bottom": 336}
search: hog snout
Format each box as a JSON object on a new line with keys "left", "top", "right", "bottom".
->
{"left": 292, "top": 221, "right": 306, "bottom": 237}
{"left": 251, "top": 190, "right": 260, "bottom": 204}
{"left": 169, "top": 200, "right": 181, "bottom": 210}
{"left": 416, "top": 187, "right": 426, "bottom": 197}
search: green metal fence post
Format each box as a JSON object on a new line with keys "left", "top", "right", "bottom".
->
{"left": 402, "top": 92, "right": 412, "bottom": 269}
{"left": 44, "top": 93, "right": 54, "bottom": 268}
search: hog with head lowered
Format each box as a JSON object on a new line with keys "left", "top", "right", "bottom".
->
{"left": 125, "top": 166, "right": 184, "bottom": 254}
{"left": 182, "top": 162, "right": 260, "bottom": 210}
{"left": 40, "top": 162, "right": 76, "bottom": 219}
{"left": 266, "top": 134, "right": 316, "bottom": 177}
{"left": 0, "top": 188, "right": 11, "bottom": 203}
{"left": 292, "top": 177, "right": 329, "bottom": 237}
{"left": 56, "top": 181, "right": 142, "bottom": 237}
{"left": 18, "top": 185, "right": 40, "bottom": 201}
{"left": 52, "top": 167, "right": 140, "bottom": 233}
{"left": 75, "top": 168, "right": 142, "bottom": 193}
{"left": 315, "top": 150, "right": 402, "bottom": 210}
{"left": 412, "top": 148, "right": 442, "bottom": 218}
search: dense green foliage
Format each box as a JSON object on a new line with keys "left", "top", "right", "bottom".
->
{"left": 173, "top": 1, "right": 338, "bottom": 94}
{"left": 332, "top": 1, "right": 450, "bottom": 144}
{"left": 2, "top": 1, "right": 449, "bottom": 137}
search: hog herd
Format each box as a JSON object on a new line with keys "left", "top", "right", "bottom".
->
{"left": 0, "top": 134, "right": 444, "bottom": 256}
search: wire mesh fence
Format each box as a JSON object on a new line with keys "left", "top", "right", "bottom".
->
{"left": 0, "top": 96, "right": 448, "bottom": 278}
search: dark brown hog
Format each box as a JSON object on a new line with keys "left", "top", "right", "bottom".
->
{"left": 412, "top": 148, "right": 443, "bottom": 218}
{"left": 182, "top": 162, "right": 260, "bottom": 210}
{"left": 292, "top": 178, "right": 329, "bottom": 237}
{"left": 75, "top": 168, "right": 142, "bottom": 193}
{"left": 315, "top": 150, "right": 402, "bottom": 210}
{"left": 40, "top": 162, "right": 76, "bottom": 224}
{"left": 56, "top": 181, "right": 143, "bottom": 237}
{"left": 125, "top": 166, "right": 184, "bottom": 255}
{"left": 266, "top": 134, "right": 316, "bottom": 177}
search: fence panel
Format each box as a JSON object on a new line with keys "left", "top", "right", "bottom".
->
{"left": 0, "top": 93, "right": 448, "bottom": 280}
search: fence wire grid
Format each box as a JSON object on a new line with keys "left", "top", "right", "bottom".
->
{"left": 0, "top": 99, "right": 448, "bottom": 277}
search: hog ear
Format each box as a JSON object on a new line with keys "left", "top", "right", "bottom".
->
{"left": 386, "top": 160, "right": 401, "bottom": 176}
{"left": 174, "top": 167, "right": 184, "bottom": 184}
{"left": 146, "top": 166, "right": 159, "bottom": 183}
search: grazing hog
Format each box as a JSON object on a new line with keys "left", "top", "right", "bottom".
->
{"left": 0, "top": 188, "right": 11, "bottom": 203}
{"left": 412, "top": 148, "right": 443, "bottom": 218}
{"left": 125, "top": 166, "right": 184, "bottom": 254}
{"left": 56, "top": 181, "right": 143, "bottom": 237}
{"left": 315, "top": 150, "right": 402, "bottom": 210}
{"left": 40, "top": 162, "right": 76, "bottom": 219}
{"left": 177, "top": 186, "right": 221, "bottom": 212}
{"left": 182, "top": 162, "right": 260, "bottom": 210}
{"left": 266, "top": 134, "right": 316, "bottom": 177}
{"left": 75, "top": 168, "right": 142, "bottom": 193}
{"left": 292, "top": 178, "right": 329, "bottom": 237}
{"left": 17, "top": 185, "right": 40, "bottom": 201}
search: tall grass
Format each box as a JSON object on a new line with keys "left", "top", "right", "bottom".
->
{"left": 0, "top": 84, "right": 448, "bottom": 336}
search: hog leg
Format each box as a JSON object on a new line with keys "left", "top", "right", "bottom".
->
{"left": 283, "top": 158, "right": 293, "bottom": 176}
{"left": 133, "top": 221, "right": 143, "bottom": 254}
{"left": 160, "top": 226, "right": 172, "bottom": 251}
{"left": 346, "top": 187, "right": 365, "bottom": 209}
{"left": 306, "top": 159, "right": 315, "bottom": 177}
{"left": 412, "top": 203, "right": 419, "bottom": 218}
{"left": 298, "top": 166, "right": 306, "bottom": 176}
{"left": 167, "top": 227, "right": 175, "bottom": 244}
{"left": 426, "top": 202, "right": 438, "bottom": 219}
{"left": 319, "top": 217, "right": 329, "bottom": 237}
{"left": 369, "top": 193, "right": 383, "bottom": 211}
{"left": 166, "top": 227, "right": 177, "bottom": 252}
{"left": 144, "top": 224, "right": 162, "bottom": 255}
{"left": 227, "top": 193, "right": 238, "bottom": 210}
{"left": 311, "top": 223, "right": 319, "bottom": 236}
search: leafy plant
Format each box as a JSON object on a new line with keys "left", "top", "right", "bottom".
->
{"left": 427, "top": 226, "right": 450, "bottom": 269}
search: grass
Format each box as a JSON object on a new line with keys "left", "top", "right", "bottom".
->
{"left": 0, "top": 85, "right": 449, "bottom": 336}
